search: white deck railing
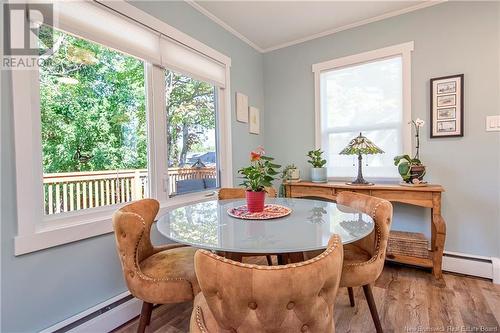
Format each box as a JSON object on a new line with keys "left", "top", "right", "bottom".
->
{"left": 43, "top": 167, "right": 216, "bottom": 215}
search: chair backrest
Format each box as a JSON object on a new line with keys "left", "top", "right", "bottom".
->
{"left": 194, "top": 235, "right": 343, "bottom": 333}
{"left": 218, "top": 187, "right": 277, "bottom": 200}
{"left": 336, "top": 191, "right": 393, "bottom": 263}
{"left": 112, "top": 199, "right": 158, "bottom": 284}
{"left": 176, "top": 179, "right": 206, "bottom": 195}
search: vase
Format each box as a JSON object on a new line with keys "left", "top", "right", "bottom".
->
{"left": 288, "top": 168, "right": 300, "bottom": 181}
{"left": 311, "top": 167, "right": 327, "bottom": 183}
{"left": 407, "top": 165, "right": 426, "bottom": 183}
{"left": 246, "top": 190, "right": 266, "bottom": 213}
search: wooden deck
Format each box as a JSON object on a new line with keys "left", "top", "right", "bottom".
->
{"left": 114, "top": 262, "right": 500, "bottom": 333}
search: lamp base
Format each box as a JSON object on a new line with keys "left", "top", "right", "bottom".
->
{"left": 346, "top": 181, "right": 375, "bottom": 186}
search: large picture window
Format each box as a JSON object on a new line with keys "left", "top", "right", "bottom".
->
{"left": 313, "top": 42, "right": 413, "bottom": 180}
{"left": 39, "top": 27, "right": 148, "bottom": 215}
{"left": 12, "top": 1, "right": 232, "bottom": 254}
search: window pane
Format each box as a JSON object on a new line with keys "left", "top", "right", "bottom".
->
{"left": 165, "top": 70, "right": 219, "bottom": 196}
{"left": 320, "top": 56, "right": 403, "bottom": 178}
{"left": 39, "top": 27, "right": 148, "bottom": 215}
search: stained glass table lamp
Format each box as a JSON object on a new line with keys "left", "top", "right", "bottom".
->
{"left": 339, "top": 132, "right": 384, "bottom": 186}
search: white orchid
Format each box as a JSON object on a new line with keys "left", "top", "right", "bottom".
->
{"left": 415, "top": 118, "right": 425, "bottom": 127}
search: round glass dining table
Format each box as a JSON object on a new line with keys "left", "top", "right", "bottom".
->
{"left": 157, "top": 198, "right": 374, "bottom": 258}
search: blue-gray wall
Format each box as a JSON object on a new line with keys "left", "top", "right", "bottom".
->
{"left": 0, "top": 1, "right": 264, "bottom": 332}
{"left": 263, "top": 1, "right": 500, "bottom": 258}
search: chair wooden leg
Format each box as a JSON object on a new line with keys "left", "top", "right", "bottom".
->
{"left": 347, "top": 287, "right": 355, "bottom": 307}
{"left": 266, "top": 255, "right": 273, "bottom": 266}
{"left": 137, "top": 301, "right": 153, "bottom": 333}
{"left": 362, "top": 284, "right": 383, "bottom": 333}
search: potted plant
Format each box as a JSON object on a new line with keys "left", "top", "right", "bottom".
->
{"left": 238, "top": 147, "right": 281, "bottom": 212}
{"left": 307, "top": 149, "right": 327, "bottom": 183}
{"left": 278, "top": 164, "right": 299, "bottom": 197}
{"left": 394, "top": 118, "right": 426, "bottom": 184}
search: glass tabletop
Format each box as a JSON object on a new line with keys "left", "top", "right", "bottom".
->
{"left": 156, "top": 198, "right": 374, "bottom": 254}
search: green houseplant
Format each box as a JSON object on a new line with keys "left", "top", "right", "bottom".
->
{"left": 238, "top": 147, "right": 281, "bottom": 212}
{"left": 394, "top": 119, "right": 426, "bottom": 183}
{"left": 278, "top": 164, "right": 300, "bottom": 197}
{"left": 307, "top": 149, "right": 327, "bottom": 183}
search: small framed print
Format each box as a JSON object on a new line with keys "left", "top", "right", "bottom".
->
{"left": 249, "top": 106, "right": 260, "bottom": 134}
{"left": 437, "top": 107, "right": 456, "bottom": 120}
{"left": 236, "top": 92, "right": 249, "bottom": 123}
{"left": 430, "top": 74, "right": 464, "bottom": 138}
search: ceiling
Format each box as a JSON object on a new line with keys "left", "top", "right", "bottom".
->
{"left": 188, "top": 1, "right": 441, "bottom": 52}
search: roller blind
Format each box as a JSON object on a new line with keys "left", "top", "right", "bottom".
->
{"left": 30, "top": 1, "right": 227, "bottom": 87}
{"left": 160, "top": 36, "right": 226, "bottom": 87}
{"left": 320, "top": 56, "right": 404, "bottom": 178}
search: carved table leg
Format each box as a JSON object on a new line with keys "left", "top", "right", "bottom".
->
{"left": 431, "top": 193, "right": 446, "bottom": 279}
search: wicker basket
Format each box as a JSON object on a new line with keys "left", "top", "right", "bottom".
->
{"left": 387, "top": 231, "right": 430, "bottom": 259}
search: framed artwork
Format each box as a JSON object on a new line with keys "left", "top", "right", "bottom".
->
{"left": 430, "top": 74, "right": 464, "bottom": 138}
{"left": 236, "top": 92, "right": 248, "bottom": 123}
{"left": 249, "top": 106, "right": 260, "bottom": 134}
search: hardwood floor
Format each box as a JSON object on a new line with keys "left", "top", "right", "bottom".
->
{"left": 114, "top": 263, "right": 500, "bottom": 333}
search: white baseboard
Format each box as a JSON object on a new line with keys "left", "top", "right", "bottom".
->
{"left": 38, "top": 291, "right": 141, "bottom": 333}
{"left": 442, "top": 251, "right": 499, "bottom": 284}
{"left": 68, "top": 297, "right": 142, "bottom": 333}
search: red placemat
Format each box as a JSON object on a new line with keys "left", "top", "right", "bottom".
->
{"left": 227, "top": 204, "right": 292, "bottom": 220}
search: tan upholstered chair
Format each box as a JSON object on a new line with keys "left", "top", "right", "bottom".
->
{"left": 218, "top": 187, "right": 277, "bottom": 265}
{"left": 190, "top": 235, "right": 344, "bottom": 333}
{"left": 218, "top": 187, "right": 277, "bottom": 200}
{"left": 113, "top": 199, "right": 200, "bottom": 333}
{"left": 337, "top": 191, "right": 393, "bottom": 333}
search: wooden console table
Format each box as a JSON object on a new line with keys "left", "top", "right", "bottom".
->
{"left": 285, "top": 181, "right": 446, "bottom": 279}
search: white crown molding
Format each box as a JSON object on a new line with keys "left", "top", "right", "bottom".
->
{"left": 185, "top": 0, "right": 445, "bottom": 54}
{"left": 185, "top": 0, "right": 265, "bottom": 53}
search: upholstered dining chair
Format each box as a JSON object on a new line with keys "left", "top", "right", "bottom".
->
{"left": 190, "top": 234, "right": 344, "bottom": 333}
{"left": 113, "top": 199, "right": 200, "bottom": 333}
{"left": 217, "top": 187, "right": 277, "bottom": 265}
{"left": 218, "top": 187, "right": 277, "bottom": 200}
{"left": 336, "top": 191, "right": 393, "bottom": 333}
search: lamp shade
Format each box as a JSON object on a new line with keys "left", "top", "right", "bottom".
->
{"left": 339, "top": 132, "right": 384, "bottom": 156}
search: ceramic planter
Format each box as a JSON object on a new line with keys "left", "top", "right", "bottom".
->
{"left": 407, "top": 165, "right": 426, "bottom": 183}
{"left": 288, "top": 168, "right": 300, "bottom": 180}
{"left": 311, "top": 167, "right": 327, "bottom": 183}
{"left": 246, "top": 190, "right": 266, "bottom": 212}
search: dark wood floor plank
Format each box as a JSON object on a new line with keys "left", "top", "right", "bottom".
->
{"left": 114, "top": 264, "right": 500, "bottom": 333}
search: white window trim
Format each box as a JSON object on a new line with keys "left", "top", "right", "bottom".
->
{"left": 312, "top": 41, "right": 414, "bottom": 181}
{"left": 12, "top": 0, "right": 233, "bottom": 255}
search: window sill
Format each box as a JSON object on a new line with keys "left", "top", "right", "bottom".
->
{"left": 14, "top": 190, "right": 217, "bottom": 256}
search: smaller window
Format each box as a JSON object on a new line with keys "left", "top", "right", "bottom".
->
{"left": 314, "top": 43, "right": 413, "bottom": 180}
{"left": 165, "top": 70, "right": 219, "bottom": 197}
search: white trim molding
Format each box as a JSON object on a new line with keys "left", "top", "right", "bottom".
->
{"left": 185, "top": 0, "right": 443, "bottom": 53}
{"left": 184, "top": 0, "right": 264, "bottom": 53}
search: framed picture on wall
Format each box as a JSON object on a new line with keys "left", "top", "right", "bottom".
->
{"left": 236, "top": 92, "right": 249, "bottom": 123}
{"left": 430, "top": 74, "right": 464, "bottom": 138}
{"left": 249, "top": 106, "right": 260, "bottom": 134}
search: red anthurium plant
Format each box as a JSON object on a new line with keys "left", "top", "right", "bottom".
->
{"left": 238, "top": 146, "right": 281, "bottom": 192}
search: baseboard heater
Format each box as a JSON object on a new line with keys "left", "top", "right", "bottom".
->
{"left": 52, "top": 295, "right": 133, "bottom": 333}
{"left": 442, "top": 251, "right": 494, "bottom": 280}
